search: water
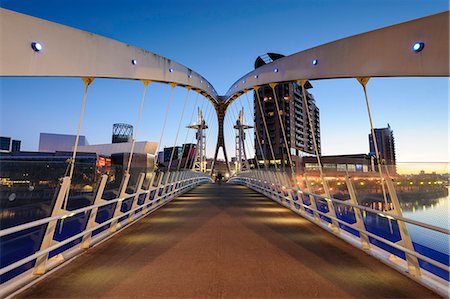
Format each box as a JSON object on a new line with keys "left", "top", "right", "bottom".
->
{"left": 403, "top": 191, "right": 450, "bottom": 255}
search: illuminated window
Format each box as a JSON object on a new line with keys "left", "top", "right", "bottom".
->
{"left": 337, "top": 164, "right": 346, "bottom": 171}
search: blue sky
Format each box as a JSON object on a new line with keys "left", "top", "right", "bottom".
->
{"left": 0, "top": 0, "right": 448, "bottom": 167}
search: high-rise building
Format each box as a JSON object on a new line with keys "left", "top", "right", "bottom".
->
{"left": 369, "top": 124, "right": 396, "bottom": 168}
{"left": 253, "top": 53, "right": 320, "bottom": 173}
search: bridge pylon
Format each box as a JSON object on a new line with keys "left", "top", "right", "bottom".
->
{"left": 211, "top": 100, "right": 231, "bottom": 175}
{"left": 187, "top": 107, "right": 208, "bottom": 172}
{"left": 234, "top": 107, "right": 253, "bottom": 172}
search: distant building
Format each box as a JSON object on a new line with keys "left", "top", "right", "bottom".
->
{"left": 0, "top": 137, "right": 11, "bottom": 151}
{"left": 254, "top": 53, "right": 320, "bottom": 173}
{"left": 302, "top": 154, "right": 373, "bottom": 174}
{"left": 157, "top": 144, "right": 196, "bottom": 170}
{"left": 39, "top": 133, "right": 89, "bottom": 152}
{"left": 112, "top": 123, "right": 133, "bottom": 144}
{"left": 163, "top": 146, "right": 182, "bottom": 164}
{"left": 11, "top": 140, "right": 21, "bottom": 152}
{"left": 0, "top": 136, "right": 21, "bottom": 152}
{"left": 369, "top": 124, "right": 396, "bottom": 170}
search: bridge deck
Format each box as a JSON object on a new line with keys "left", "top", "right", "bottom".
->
{"left": 17, "top": 184, "right": 438, "bottom": 298}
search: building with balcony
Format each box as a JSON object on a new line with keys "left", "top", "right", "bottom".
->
{"left": 254, "top": 53, "right": 320, "bottom": 173}
{"left": 369, "top": 124, "right": 396, "bottom": 172}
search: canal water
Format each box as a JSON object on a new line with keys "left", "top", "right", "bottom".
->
{"left": 403, "top": 191, "right": 450, "bottom": 255}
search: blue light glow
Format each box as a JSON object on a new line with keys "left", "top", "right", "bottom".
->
{"left": 412, "top": 42, "right": 425, "bottom": 52}
{"left": 31, "top": 42, "right": 43, "bottom": 52}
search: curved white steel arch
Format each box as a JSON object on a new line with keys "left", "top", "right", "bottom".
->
{"left": 225, "top": 11, "right": 449, "bottom": 103}
{"left": 0, "top": 8, "right": 219, "bottom": 103}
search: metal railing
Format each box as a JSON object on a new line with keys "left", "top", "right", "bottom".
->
{"left": 229, "top": 170, "right": 450, "bottom": 298}
{"left": 0, "top": 170, "right": 211, "bottom": 297}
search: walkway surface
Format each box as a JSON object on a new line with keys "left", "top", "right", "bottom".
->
{"left": 18, "top": 184, "right": 438, "bottom": 298}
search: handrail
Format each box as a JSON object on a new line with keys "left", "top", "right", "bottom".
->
{"left": 233, "top": 176, "right": 450, "bottom": 272}
{"left": 229, "top": 175, "right": 450, "bottom": 235}
{"left": 0, "top": 175, "right": 206, "bottom": 238}
{"left": 0, "top": 177, "right": 208, "bottom": 276}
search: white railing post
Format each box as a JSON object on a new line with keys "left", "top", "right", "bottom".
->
{"left": 128, "top": 173, "right": 145, "bottom": 223}
{"left": 385, "top": 177, "right": 421, "bottom": 277}
{"left": 345, "top": 176, "right": 371, "bottom": 251}
{"left": 304, "top": 175, "right": 321, "bottom": 223}
{"left": 109, "top": 173, "right": 130, "bottom": 233}
{"left": 33, "top": 176, "right": 71, "bottom": 275}
{"left": 81, "top": 175, "right": 108, "bottom": 250}
{"left": 142, "top": 173, "right": 156, "bottom": 214}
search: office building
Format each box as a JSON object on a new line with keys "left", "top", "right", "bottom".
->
{"left": 369, "top": 124, "right": 396, "bottom": 169}
{"left": 254, "top": 53, "right": 320, "bottom": 173}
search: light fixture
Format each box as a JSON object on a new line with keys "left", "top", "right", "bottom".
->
{"left": 242, "top": 80, "right": 246, "bottom": 84}
{"left": 312, "top": 59, "right": 318, "bottom": 65}
{"left": 31, "top": 41, "right": 43, "bottom": 52}
{"left": 188, "top": 74, "right": 192, "bottom": 78}
{"left": 274, "top": 68, "right": 279, "bottom": 73}
{"left": 169, "top": 68, "right": 174, "bottom": 72}
{"left": 254, "top": 75, "right": 258, "bottom": 79}
{"left": 131, "top": 59, "right": 137, "bottom": 65}
{"left": 412, "top": 42, "right": 425, "bottom": 53}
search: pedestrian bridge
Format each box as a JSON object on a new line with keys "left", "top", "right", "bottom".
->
{"left": 0, "top": 8, "right": 449, "bottom": 298}
{"left": 11, "top": 184, "right": 440, "bottom": 298}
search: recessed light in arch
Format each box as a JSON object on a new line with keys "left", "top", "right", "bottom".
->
{"left": 31, "top": 41, "right": 43, "bottom": 52}
{"left": 412, "top": 41, "right": 425, "bottom": 53}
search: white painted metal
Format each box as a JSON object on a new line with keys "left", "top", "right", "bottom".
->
{"left": 229, "top": 171, "right": 450, "bottom": 297}
{"left": 225, "top": 11, "right": 449, "bottom": 102}
{"left": 234, "top": 108, "right": 252, "bottom": 172}
{"left": 0, "top": 172, "right": 211, "bottom": 298}
{"left": 0, "top": 8, "right": 218, "bottom": 102}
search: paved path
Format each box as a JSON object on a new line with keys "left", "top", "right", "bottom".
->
{"left": 18, "top": 184, "right": 438, "bottom": 298}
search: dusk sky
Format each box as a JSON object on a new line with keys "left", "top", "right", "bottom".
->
{"left": 0, "top": 0, "right": 448, "bottom": 172}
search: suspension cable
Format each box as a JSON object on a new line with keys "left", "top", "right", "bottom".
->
{"left": 229, "top": 98, "right": 255, "bottom": 171}
{"left": 357, "top": 77, "right": 389, "bottom": 211}
{"left": 188, "top": 96, "right": 211, "bottom": 170}
{"left": 270, "top": 83, "right": 294, "bottom": 175}
{"left": 126, "top": 80, "right": 150, "bottom": 173}
{"left": 155, "top": 83, "right": 176, "bottom": 171}
{"left": 298, "top": 80, "right": 330, "bottom": 197}
{"left": 168, "top": 87, "right": 190, "bottom": 170}
{"left": 177, "top": 92, "right": 199, "bottom": 170}
{"left": 236, "top": 95, "right": 259, "bottom": 170}
{"left": 254, "top": 86, "right": 277, "bottom": 170}
{"left": 64, "top": 77, "right": 94, "bottom": 210}
{"left": 245, "top": 91, "right": 267, "bottom": 170}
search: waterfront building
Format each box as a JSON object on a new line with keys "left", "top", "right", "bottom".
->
{"left": 302, "top": 154, "right": 373, "bottom": 174}
{"left": 369, "top": 124, "right": 396, "bottom": 172}
{"left": 254, "top": 53, "right": 320, "bottom": 173}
